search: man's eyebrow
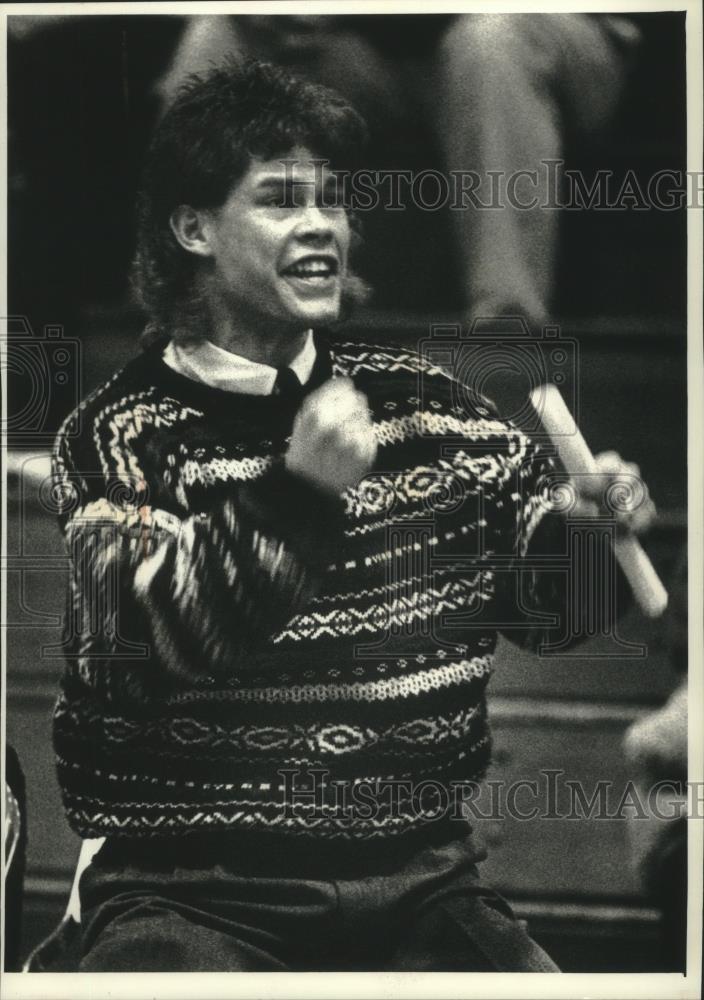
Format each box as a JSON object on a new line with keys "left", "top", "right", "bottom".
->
{"left": 256, "top": 177, "right": 312, "bottom": 189}
{"left": 255, "top": 176, "right": 337, "bottom": 189}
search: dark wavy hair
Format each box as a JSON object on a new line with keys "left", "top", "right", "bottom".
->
{"left": 131, "top": 59, "right": 370, "bottom": 343}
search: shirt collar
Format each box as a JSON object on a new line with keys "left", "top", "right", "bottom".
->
{"left": 162, "top": 330, "right": 317, "bottom": 396}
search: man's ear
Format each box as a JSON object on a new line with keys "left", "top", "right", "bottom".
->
{"left": 169, "top": 205, "right": 213, "bottom": 258}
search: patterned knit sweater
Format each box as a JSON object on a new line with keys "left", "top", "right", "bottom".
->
{"left": 52, "top": 332, "right": 570, "bottom": 843}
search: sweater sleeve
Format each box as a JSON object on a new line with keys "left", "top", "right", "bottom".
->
{"left": 489, "top": 429, "right": 630, "bottom": 654}
{"left": 53, "top": 431, "right": 344, "bottom": 689}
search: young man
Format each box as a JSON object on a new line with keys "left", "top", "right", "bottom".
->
{"left": 52, "top": 60, "right": 654, "bottom": 972}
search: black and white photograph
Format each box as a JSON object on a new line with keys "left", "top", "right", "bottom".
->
{"left": 2, "top": 3, "right": 702, "bottom": 997}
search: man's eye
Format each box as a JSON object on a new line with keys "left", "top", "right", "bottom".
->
{"left": 257, "top": 190, "right": 345, "bottom": 210}
{"left": 259, "top": 195, "right": 289, "bottom": 208}
{"left": 259, "top": 194, "right": 304, "bottom": 209}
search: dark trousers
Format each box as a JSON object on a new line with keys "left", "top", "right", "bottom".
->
{"left": 77, "top": 831, "right": 560, "bottom": 972}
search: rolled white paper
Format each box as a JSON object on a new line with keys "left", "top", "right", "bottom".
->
{"left": 530, "top": 384, "right": 668, "bottom": 618}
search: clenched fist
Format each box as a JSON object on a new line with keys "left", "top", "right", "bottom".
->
{"left": 570, "top": 450, "right": 657, "bottom": 535}
{"left": 285, "top": 377, "right": 377, "bottom": 496}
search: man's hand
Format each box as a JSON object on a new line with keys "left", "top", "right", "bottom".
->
{"left": 285, "top": 377, "right": 377, "bottom": 496}
{"left": 570, "top": 450, "right": 657, "bottom": 534}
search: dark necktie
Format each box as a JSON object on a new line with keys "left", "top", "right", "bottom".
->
{"left": 274, "top": 367, "right": 303, "bottom": 403}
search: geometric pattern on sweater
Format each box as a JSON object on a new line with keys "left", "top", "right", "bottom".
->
{"left": 162, "top": 655, "right": 494, "bottom": 704}
{"left": 57, "top": 697, "right": 483, "bottom": 757}
{"left": 55, "top": 730, "right": 493, "bottom": 840}
{"left": 273, "top": 577, "right": 491, "bottom": 642}
{"left": 51, "top": 331, "right": 566, "bottom": 842}
{"left": 58, "top": 736, "right": 493, "bottom": 840}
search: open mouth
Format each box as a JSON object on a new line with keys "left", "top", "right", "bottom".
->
{"left": 280, "top": 255, "right": 339, "bottom": 283}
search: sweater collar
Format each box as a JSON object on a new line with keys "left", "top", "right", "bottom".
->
{"left": 162, "top": 330, "right": 317, "bottom": 396}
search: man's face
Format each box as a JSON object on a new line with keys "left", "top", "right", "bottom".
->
{"left": 202, "top": 146, "right": 351, "bottom": 331}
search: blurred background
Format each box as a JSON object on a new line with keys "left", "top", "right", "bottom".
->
{"left": 4, "top": 12, "right": 689, "bottom": 972}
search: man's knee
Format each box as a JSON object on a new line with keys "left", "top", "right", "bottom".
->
{"left": 80, "top": 902, "right": 191, "bottom": 971}
{"left": 80, "top": 897, "right": 289, "bottom": 972}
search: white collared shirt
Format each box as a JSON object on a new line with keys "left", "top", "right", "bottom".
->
{"left": 162, "top": 330, "right": 317, "bottom": 395}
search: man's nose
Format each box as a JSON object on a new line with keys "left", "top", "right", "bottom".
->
{"left": 293, "top": 203, "right": 336, "bottom": 242}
